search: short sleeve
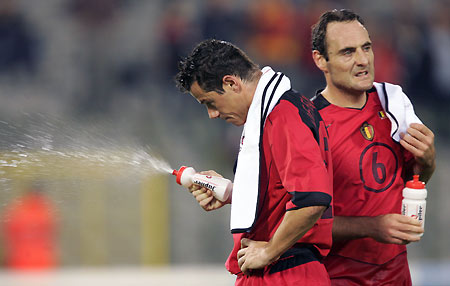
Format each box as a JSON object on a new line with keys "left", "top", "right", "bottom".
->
{"left": 265, "top": 101, "right": 332, "bottom": 211}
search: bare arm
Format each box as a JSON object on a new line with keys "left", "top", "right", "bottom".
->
{"left": 332, "top": 214, "right": 423, "bottom": 245}
{"left": 400, "top": 123, "right": 436, "bottom": 182}
{"left": 237, "top": 205, "right": 326, "bottom": 275}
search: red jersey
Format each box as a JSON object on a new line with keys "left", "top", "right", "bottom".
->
{"left": 313, "top": 88, "right": 415, "bottom": 265}
{"left": 226, "top": 91, "right": 333, "bottom": 278}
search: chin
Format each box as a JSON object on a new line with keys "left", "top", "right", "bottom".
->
{"left": 356, "top": 81, "right": 374, "bottom": 91}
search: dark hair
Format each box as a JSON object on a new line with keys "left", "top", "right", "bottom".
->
{"left": 311, "top": 9, "right": 365, "bottom": 60}
{"left": 175, "top": 39, "right": 260, "bottom": 93}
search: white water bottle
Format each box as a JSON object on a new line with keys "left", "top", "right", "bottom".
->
{"left": 172, "top": 166, "right": 232, "bottom": 202}
{"left": 401, "top": 175, "right": 427, "bottom": 236}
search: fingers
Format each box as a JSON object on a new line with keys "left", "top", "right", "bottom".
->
{"left": 375, "top": 214, "right": 424, "bottom": 244}
{"left": 391, "top": 214, "right": 424, "bottom": 243}
{"left": 199, "top": 170, "right": 223, "bottom": 178}
{"left": 396, "top": 214, "right": 422, "bottom": 226}
{"left": 400, "top": 124, "right": 435, "bottom": 168}
{"left": 400, "top": 134, "right": 428, "bottom": 155}
{"left": 396, "top": 222, "right": 424, "bottom": 238}
{"left": 240, "top": 238, "right": 251, "bottom": 248}
{"left": 400, "top": 124, "right": 434, "bottom": 150}
{"left": 237, "top": 239, "right": 253, "bottom": 275}
{"left": 391, "top": 229, "right": 422, "bottom": 244}
{"left": 189, "top": 184, "right": 215, "bottom": 210}
{"left": 409, "top": 123, "right": 434, "bottom": 138}
{"left": 188, "top": 183, "right": 201, "bottom": 194}
{"left": 237, "top": 239, "right": 251, "bottom": 274}
{"left": 191, "top": 188, "right": 211, "bottom": 200}
{"left": 237, "top": 247, "right": 247, "bottom": 274}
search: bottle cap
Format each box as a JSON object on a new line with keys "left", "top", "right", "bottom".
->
{"left": 406, "top": 175, "right": 426, "bottom": 189}
{"left": 172, "top": 166, "right": 188, "bottom": 185}
{"left": 403, "top": 175, "right": 427, "bottom": 199}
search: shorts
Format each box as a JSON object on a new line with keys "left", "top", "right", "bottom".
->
{"left": 324, "top": 251, "right": 412, "bottom": 286}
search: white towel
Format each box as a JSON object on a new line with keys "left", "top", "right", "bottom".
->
{"left": 230, "top": 67, "right": 291, "bottom": 232}
{"left": 374, "top": 82, "right": 422, "bottom": 142}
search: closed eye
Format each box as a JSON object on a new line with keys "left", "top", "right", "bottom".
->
{"left": 340, "top": 47, "right": 355, "bottom": 56}
{"left": 204, "top": 101, "right": 216, "bottom": 109}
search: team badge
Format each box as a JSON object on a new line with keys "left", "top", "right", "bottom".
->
{"left": 378, "top": 110, "right": 387, "bottom": 119}
{"left": 360, "top": 122, "right": 374, "bottom": 141}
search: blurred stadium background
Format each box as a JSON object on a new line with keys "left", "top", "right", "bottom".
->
{"left": 0, "top": 0, "right": 449, "bottom": 285}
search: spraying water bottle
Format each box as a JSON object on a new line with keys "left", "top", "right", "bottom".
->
{"left": 172, "top": 166, "right": 232, "bottom": 202}
{"left": 401, "top": 175, "right": 427, "bottom": 236}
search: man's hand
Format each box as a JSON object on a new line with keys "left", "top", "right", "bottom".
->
{"left": 369, "top": 214, "right": 424, "bottom": 244}
{"left": 188, "top": 170, "right": 230, "bottom": 211}
{"left": 400, "top": 123, "right": 436, "bottom": 182}
{"left": 237, "top": 238, "right": 277, "bottom": 275}
{"left": 237, "top": 206, "right": 326, "bottom": 275}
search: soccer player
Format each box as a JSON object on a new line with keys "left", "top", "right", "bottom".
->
{"left": 310, "top": 9, "right": 436, "bottom": 285}
{"left": 175, "top": 39, "right": 333, "bottom": 285}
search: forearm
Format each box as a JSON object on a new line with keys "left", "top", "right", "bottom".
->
{"left": 332, "top": 216, "right": 375, "bottom": 241}
{"left": 413, "top": 161, "right": 435, "bottom": 183}
{"left": 333, "top": 214, "right": 423, "bottom": 244}
{"left": 264, "top": 206, "right": 326, "bottom": 262}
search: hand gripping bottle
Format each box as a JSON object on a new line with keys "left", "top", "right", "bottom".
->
{"left": 172, "top": 166, "right": 232, "bottom": 202}
{"left": 401, "top": 175, "right": 427, "bottom": 236}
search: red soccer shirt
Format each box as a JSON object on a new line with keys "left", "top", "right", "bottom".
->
{"left": 313, "top": 89, "right": 414, "bottom": 265}
{"left": 226, "top": 91, "right": 333, "bottom": 275}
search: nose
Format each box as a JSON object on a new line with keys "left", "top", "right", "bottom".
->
{"left": 355, "top": 48, "right": 369, "bottom": 66}
{"left": 207, "top": 108, "right": 220, "bottom": 119}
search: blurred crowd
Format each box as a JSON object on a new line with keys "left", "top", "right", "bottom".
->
{"left": 159, "top": 0, "right": 450, "bottom": 136}
{"left": 1, "top": 0, "right": 449, "bottom": 123}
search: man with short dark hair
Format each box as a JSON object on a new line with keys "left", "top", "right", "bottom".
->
{"left": 176, "top": 39, "right": 333, "bottom": 285}
{"left": 311, "top": 9, "right": 436, "bottom": 285}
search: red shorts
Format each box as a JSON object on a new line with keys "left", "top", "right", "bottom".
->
{"left": 235, "top": 260, "right": 330, "bottom": 286}
{"left": 324, "top": 251, "right": 412, "bottom": 286}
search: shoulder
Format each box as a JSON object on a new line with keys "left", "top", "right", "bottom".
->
{"left": 269, "top": 90, "right": 326, "bottom": 144}
{"left": 268, "top": 97, "right": 300, "bottom": 123}
{"left": 269, "top": 90, "right": 320, "bottom": 123}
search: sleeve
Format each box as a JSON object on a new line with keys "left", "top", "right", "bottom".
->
{"left": 266, "top": 102, "right": 332, "bottom": 211}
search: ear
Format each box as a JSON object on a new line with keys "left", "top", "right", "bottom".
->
{"left": 312, "top": 50, "right": 328, "bottom": 73}
{"left": 222, "top": 75, "right": 241, "bottom": 93}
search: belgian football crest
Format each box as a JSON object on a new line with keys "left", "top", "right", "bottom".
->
{"left": 360, "top": 122, "right": 374, "bottom": 141}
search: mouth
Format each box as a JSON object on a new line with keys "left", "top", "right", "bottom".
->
{"left": 355, "top": 70, "right": 369, "bottom": 77}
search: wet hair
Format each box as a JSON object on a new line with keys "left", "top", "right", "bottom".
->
{"left": 175, "top": 39, "right": 260, "bottom": 93}
{"left": 311, "top": 9, "right": 365, "bottom": 61}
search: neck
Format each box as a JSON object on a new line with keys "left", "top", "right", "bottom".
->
{"left": 246, "top": 70, "right": 263, "bottom": 105}
{"left": 321, "top": 85, "right": 367, "bottom": 108}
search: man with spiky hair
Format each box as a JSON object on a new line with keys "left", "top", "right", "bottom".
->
{"left": 311, "top": 9, "right": 435, "bottom": 285}
{"left": 176, "top": 39, "right": 333, "bottom": 285}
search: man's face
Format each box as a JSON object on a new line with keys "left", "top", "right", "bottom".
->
{"left": 324, "top": 20, "right": 375, "bottom": 94}
{"left": 190, "top": 80, "right": 249, "bottom": 126}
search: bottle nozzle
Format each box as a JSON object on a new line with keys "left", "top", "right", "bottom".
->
{"left": 406, "top": 174, "right": 425, "bottom": 189}
{"left": 172, "top": 166, "right": 188, "bottom": 185}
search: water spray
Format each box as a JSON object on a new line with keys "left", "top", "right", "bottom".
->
{"left": 172, "top": 166, "right": 232, "bottom": 202}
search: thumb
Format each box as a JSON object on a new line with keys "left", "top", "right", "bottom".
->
{"left": 240, "top": 238, "right": 252, "bottom": 248}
